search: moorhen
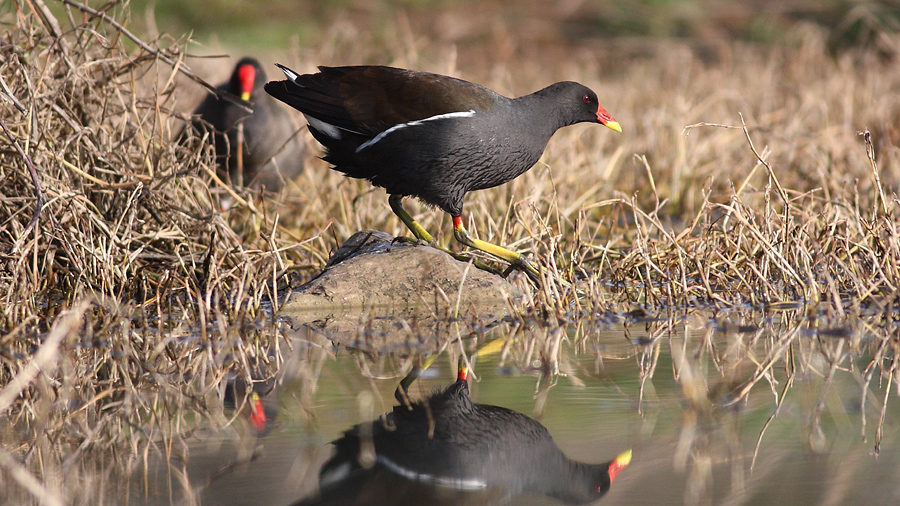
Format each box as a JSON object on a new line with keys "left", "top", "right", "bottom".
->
{"left": 182, "top": 57, "right": 305, "bottom": 190}
{"left": 224, "top": 374, "right": 274, "bottom": 437}
{"left": 264, "top": 65, "right": 620, "bottom": 281}
{"left": 298, "top": 362, "right": 631, "bottom": 505}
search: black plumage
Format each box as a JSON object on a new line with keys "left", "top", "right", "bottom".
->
{"left": 265, "top": 65, "right": 620, "bottom": 280}
{"left": 296, "top": 372, "right": 630, "bottom": 506}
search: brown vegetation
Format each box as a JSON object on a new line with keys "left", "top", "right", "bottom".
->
{"left": 2, "top": 0, "right": 900, "bottom": 505}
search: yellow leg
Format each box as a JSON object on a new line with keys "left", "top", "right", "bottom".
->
{"left": 388, "top": 195, "right": 504, "bottom": 276}
{"left": 389, "top": 194, "right": 434, "bottom": 243}
{"left": 452, "top": 216, "right": 541, "bottom": 283}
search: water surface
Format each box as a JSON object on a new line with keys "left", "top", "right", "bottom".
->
{"left": 132, "top": 309, "right": 900, "bottom": 506}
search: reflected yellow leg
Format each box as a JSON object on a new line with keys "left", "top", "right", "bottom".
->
{"left": 395, "top": 337, "right": 508, "bottom": 404}
{"left": 395, "top": 353, "right": 439, "bottom": 405}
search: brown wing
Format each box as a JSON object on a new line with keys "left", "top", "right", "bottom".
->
{"left": 265, "top": 65, "right": 500, "bottom": 135}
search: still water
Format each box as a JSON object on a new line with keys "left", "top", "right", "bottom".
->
{"left": 132, "top": 309, "right": 900, "bottom": 506}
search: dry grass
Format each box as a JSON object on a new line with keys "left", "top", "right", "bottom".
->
{"left": 0, "top": 2, "right": 296, "bottom": 504}
{"left": 2, "top": 0, "right": 900, "bottom": 504}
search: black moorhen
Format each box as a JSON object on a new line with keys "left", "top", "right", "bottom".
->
{"left": 300, "top": 362, "right": 631, "bottom": 505}
{"left": 183, "top": 57, "right": 305, "bottom": 190}
{"left": 264, "top": 65, "right": 620, "bottom": 281}
{"left": 224, "top": 374, "right": 274, "bottom": 437}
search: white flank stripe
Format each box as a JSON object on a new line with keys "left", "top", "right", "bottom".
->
{"left": 356, "top": 110, "right": 476, "bottom": 152}
{"left": 378, "top": 455, "right": 487, "bottom": 490}
{"left": 319, "top": 461, "right": 352, "bottom": 489}
{"left": 305, "top": 115, "right": 342, "bottom": 139}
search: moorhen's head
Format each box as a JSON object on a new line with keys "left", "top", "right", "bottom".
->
{"left": 554, "top": 449, "right": 632, "bottom": 504}
{"left": 229, "top": 57, "right": 267, "bottom": 102}
{"left": 539, "top": 81, "right": 621, "bottom": 133}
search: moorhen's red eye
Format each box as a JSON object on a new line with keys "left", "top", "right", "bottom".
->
{"left": 583, "top": 94, "right": 591, "bottom": 103}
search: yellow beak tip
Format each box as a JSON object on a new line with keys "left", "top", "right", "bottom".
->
{"left": 616, "top": 449, "right": 633, "bottom": 467}
{"left": 240, "top": 92, "right": 251, "bottom": 101}
{"left": 605, "top": 121, "right": 622, "bottom": 133}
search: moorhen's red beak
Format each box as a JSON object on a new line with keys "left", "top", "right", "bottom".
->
{"left": 607, "top": 449, "right": 632, "bottom": 482}
{"left": 237, "top": 63, "right": 256, "bottom": 102}
{"left": 597, "top": 105, "right": 622, "bottom": 133}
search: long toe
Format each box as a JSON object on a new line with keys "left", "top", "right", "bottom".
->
{"left": 517, "top": 258, "right": 542, "bottom": 284}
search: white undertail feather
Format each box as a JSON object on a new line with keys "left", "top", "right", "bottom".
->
{"left": 305, "top": 115, "right": 342, "bottom": 139}
{"left": 319, "top": 461, "right": 352, "bottom": 489}
{"left": 276, "top": 64, "right": 301, "bottom": 83}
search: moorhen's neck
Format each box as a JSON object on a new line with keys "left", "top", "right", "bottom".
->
{"left": 513, "top": 82, "right": 582, "bottom": 132}
{"left": 435, "top": 378, "right": 475, "bottom": 413}
{"left": 502, "top": 440, "right": 609, "bottom": 505}
{"left": 559, "top": 460, "right": 610, "bottom": 504}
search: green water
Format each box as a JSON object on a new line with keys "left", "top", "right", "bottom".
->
{"left": 132, "top": 310, "right": 900, "bottom": 506}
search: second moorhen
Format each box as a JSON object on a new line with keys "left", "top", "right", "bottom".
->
{"left": 183, "top": 57, "right": 305, "bottom": 190}
{"left": 265, "top": 65, "right": 620, "bottom": 281}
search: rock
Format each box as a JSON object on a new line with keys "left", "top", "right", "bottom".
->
{"left": 278, "top": 231, "right": 522, "bottom": 345}
{"left": 283, "top": 230, "right": 523, "bottom": 311}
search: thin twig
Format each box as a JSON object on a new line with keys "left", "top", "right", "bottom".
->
{"left": 28, "top": 0, "right": 64, "bottom": 39}
{"left": 681, "top": 121, "right": 743, "bottom": 134}
{"left": 861, "top": 130, "right": 890, "bottom": 218}
{"left": 751, "top": 347, "right": 795, "bottom": 471}
{"left": 874, "top": 357, "right": 896, "bottom": 455}
{"left": 56, "top": 0, "right": 249, "bottom": 111}
{"left": 0, "top": 73, "right": 27, "bottom": 113}
{"left": 0, "top": 117, "right": 44, "bottom": 252}
{"left": 739, "top": 113, "right": 791, "bottom": 209}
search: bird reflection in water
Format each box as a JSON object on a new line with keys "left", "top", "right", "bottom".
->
{"left": 293, "top": 345, "right": 630, "bottom": 506}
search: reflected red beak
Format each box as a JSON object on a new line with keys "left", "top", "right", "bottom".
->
{"left": 608, "top": 449, "right": 632, "bottom": 482}
{"left": 249, "top": 393, "right": 266, "bottom": 434}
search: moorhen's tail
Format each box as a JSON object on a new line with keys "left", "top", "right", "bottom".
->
{"left": 263, "top": 66, "right": 363, "bottom": 133}
{"left": 265, "top": 72, "right": 376, "bottom": 180}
